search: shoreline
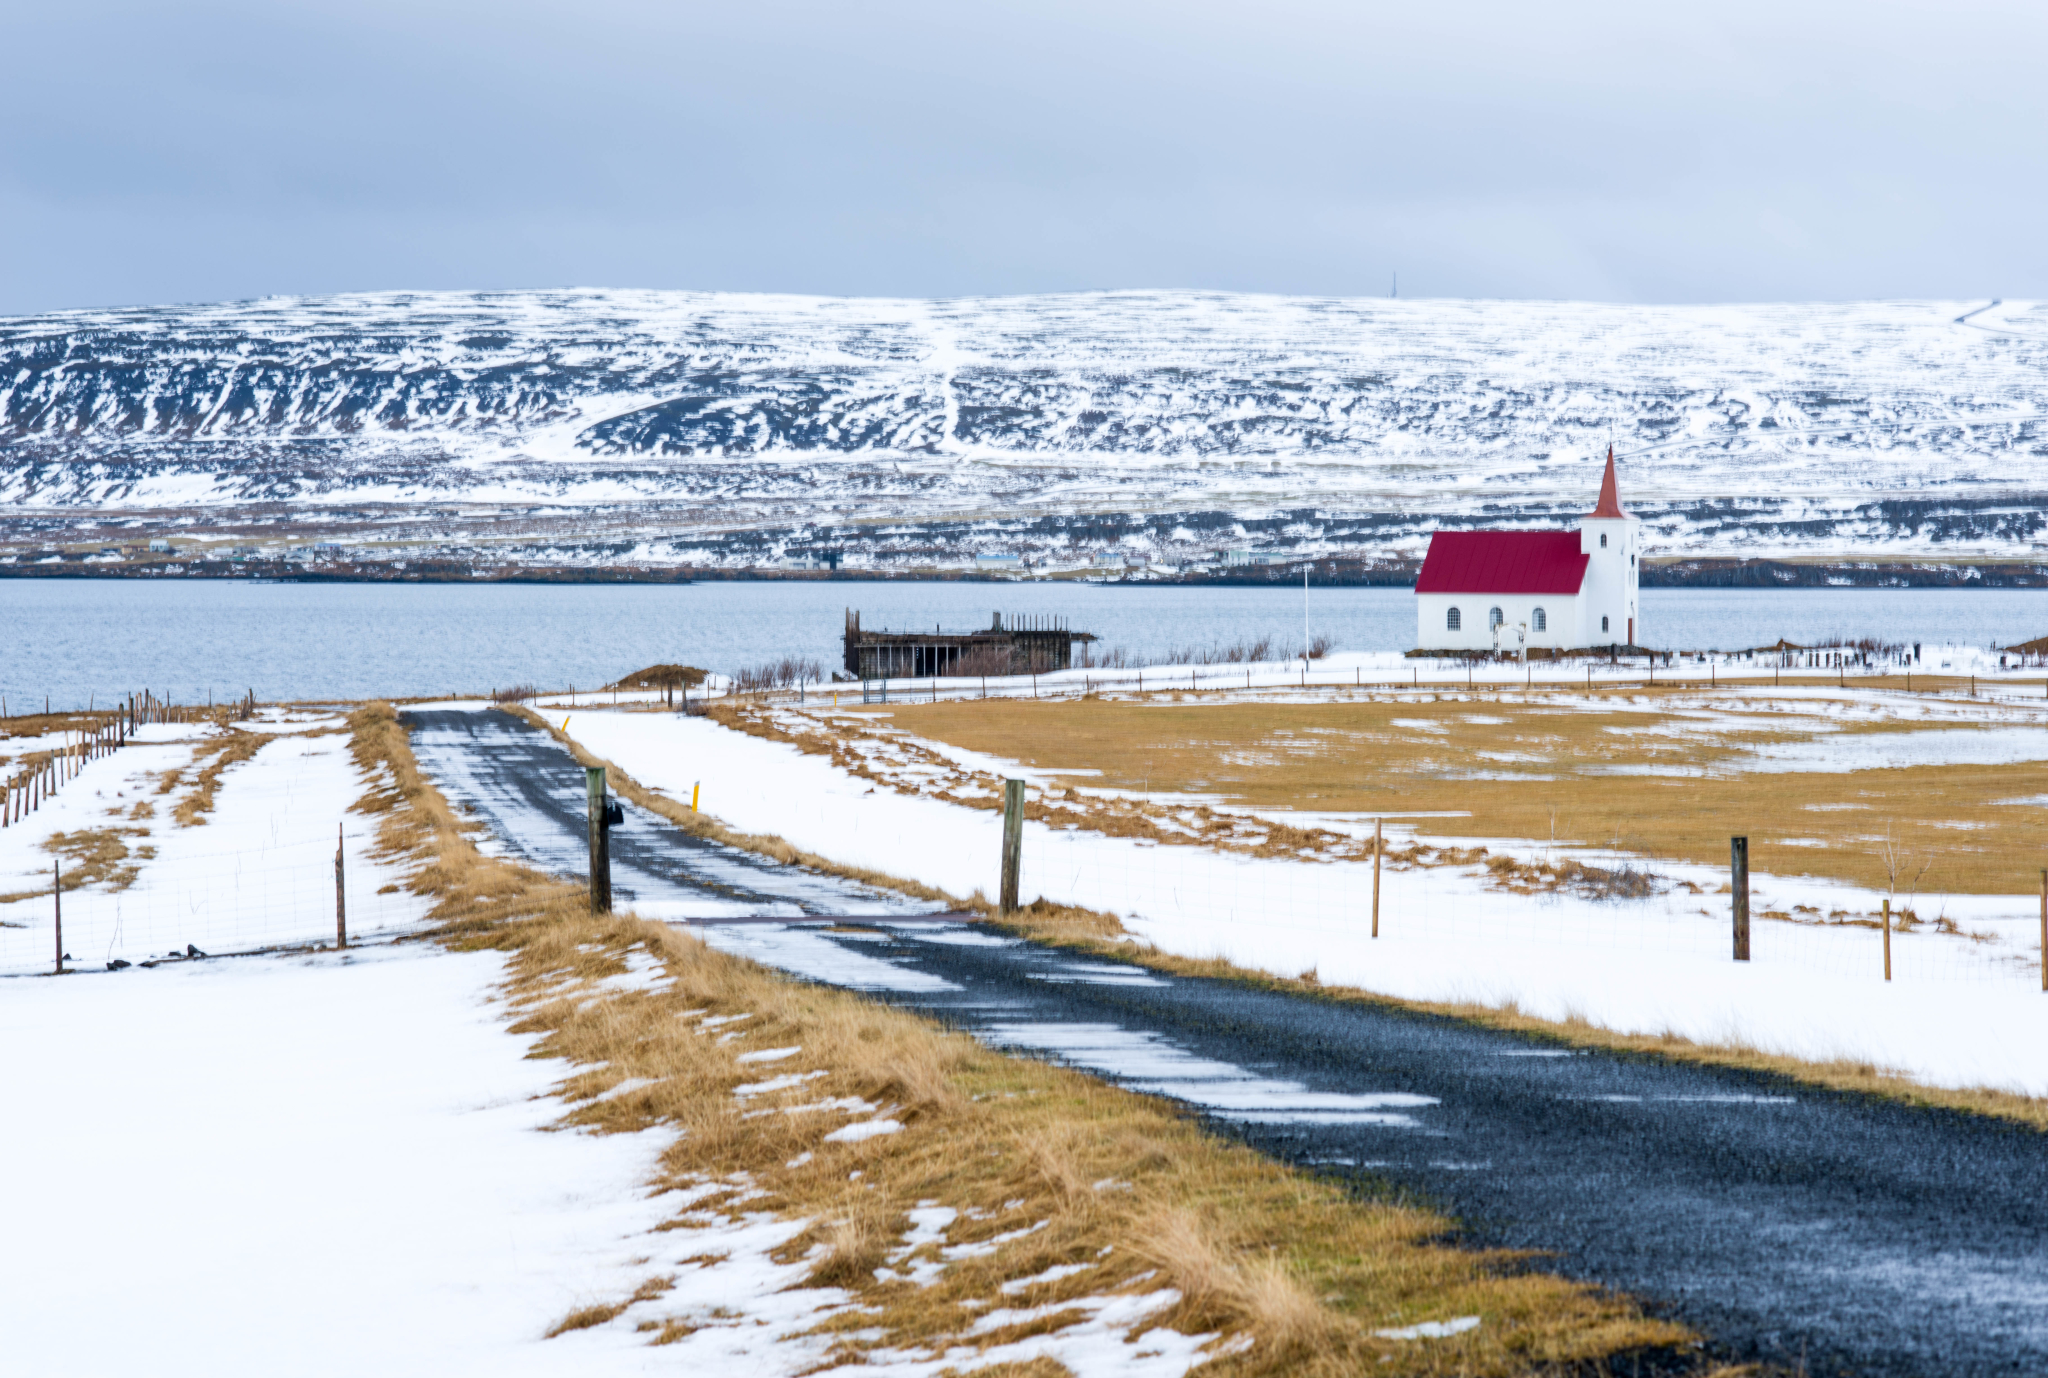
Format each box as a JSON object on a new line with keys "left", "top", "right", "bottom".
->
{"left": 8, "top": 556, "right": 2048, "bottom": 589}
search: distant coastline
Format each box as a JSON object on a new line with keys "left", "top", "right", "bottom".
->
{"left": 7, "top": 557, "right": 2048, "bottom": 589}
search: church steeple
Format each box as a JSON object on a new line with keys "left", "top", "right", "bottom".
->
{"left": 1589, "top": 445, "right": 1627, "bottom": 519}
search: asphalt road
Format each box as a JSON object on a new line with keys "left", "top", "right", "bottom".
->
{"left": 410, "top": 705, "right": 2048, "bottom": 1376}
{"left": 407, "top": 708, "right": 930, "bottom": 918}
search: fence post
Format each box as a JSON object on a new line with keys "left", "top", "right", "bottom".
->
{"left": 1881, "top": 897, "right": 1891, "bottom": 982}
{"left": 1371, "top": 817, "right": 1382, "bottom": 939}
{"left": 999, "top": 778, "right": 1025, "bottom": 915}
{"left": 586, "top": 766, "right": 612, "bottom": 914}
{"left": 1731, "top": 836, "right": 1750, "bottom": 961}
{"left": 53, "top": 860, "right": 63, "bottom": 974}
{"left": 335, "top": 822, "right": 348, "bottom": 949}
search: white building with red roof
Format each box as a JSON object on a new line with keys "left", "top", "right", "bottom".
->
{"left": 1414, "top": 449, "right": 1640, "bottom": 652}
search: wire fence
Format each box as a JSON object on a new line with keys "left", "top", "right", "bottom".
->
{"left": 791, "top": 659, "right": 2048, "bottom": 708}
{"left": 1019, "top": 821, "right": 2047, "bottom": 993}
{"left": 0, "top": 830, "right": 433, "bottom": 977}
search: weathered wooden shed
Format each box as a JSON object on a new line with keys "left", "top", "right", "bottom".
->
{"left": 842, "top": 610, "right": 1094, "bottom": 679}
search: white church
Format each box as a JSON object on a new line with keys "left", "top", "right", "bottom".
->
{"left": 1414, "top": 448, "right": 1641, "bottom": 652}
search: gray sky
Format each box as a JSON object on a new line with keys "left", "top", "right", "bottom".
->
{"left": 3, "top": 0, "right": 2042, "bottom": 314}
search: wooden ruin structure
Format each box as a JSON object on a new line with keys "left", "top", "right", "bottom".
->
{"left": 842, "top": 610, "right": 1095, "bottom": 679}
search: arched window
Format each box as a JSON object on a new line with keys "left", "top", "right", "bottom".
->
{"left": 1533, "top": 607, "right": 1547, "bottom": 632}
{"left": 1600, "top": 533, "right": 1608, "bottom": 548}
{"left": 1601, "top": 615, "right": 1610, "bottom": 633}
{"left": 1446, "top": 606, "right": 1462, "bottom": 631}
{"left": 1489, "top": 606, "right": 1504, "bottom": 629}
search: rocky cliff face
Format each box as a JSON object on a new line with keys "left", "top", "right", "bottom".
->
{"left": 4, "top": 290, "right": 2046, "bottom": 571}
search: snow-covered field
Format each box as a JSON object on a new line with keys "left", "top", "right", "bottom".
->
{"left": 0, "top": 943, "right": 690, "bottom": 1376}
{"left": 7, "top": 290, "right": 2048, "bottom": 568}
{"left": 560, "top": 698, "right": 2048, "bottom": 1097}
{"left": 0, "top": 709, "right": 430, "bottom": 974}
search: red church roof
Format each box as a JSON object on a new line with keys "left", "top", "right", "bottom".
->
{"left": 1415, "top": 530, "right": 1589, "bottom": 595}
{"left": 1589, "top": 445, "right": 1627, "bottom": 519}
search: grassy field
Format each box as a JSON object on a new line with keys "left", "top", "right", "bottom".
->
{"left": 874, "top": 681, "right": 2048, "bottom": 896}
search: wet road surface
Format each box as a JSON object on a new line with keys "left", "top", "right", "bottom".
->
{"left": 410, "top": 706, "right": 2048, "bottom": 1375}
{"left": 408, "top": 709, "right": 931, "bottom": 919}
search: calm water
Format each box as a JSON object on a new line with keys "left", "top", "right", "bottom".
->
{"left": 4, "top": 578, "right": 2047, "bottom": 709}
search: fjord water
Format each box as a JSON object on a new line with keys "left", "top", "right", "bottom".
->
{"left": 5, "top": 578, "right": 2048, "bottom": 710}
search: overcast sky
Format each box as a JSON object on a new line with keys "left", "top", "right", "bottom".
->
{"left": 3, "top": 0, "right": 2043, "bottom": 314}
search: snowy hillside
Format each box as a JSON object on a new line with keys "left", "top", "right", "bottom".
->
{"left": 3, "top": 290, "right": 2047, "bottom": 571}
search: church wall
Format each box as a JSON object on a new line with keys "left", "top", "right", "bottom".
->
{"left": 1415, "top": 592, "right": 1583, "bottom": 651}
{"left": 1579, "top": 516, "right": 1642, "bottom": 645}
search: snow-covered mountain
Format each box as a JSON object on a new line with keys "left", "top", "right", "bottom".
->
{"left": 3, "top": 290, "right": 2047, "bottom": 573}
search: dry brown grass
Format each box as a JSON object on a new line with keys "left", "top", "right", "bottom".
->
{"left": 0, "top": 710, "right": 121, "bottom": 742}
{"left": 336, "top": 699, "right": 1707, "bottom": 1375}
{"left": 38, "top": 826, "right": 153, "bottom": 897}
{"left": 875, "top": 688, "right": 2048, "bottom": 895}
{"left": 171, "top": 731, "right": 276, "bottom": 826}
{"left": 543, "top": 1302, "right": 628, "bottom": 1337}
{"left": 3, "top": 828, "right": 129, "bottom": 904}
{"left": 698, "top": 698, "right": 1356, "bottom": 869}
{"left": 345, "top": 702, "right": 570, "bottom": 926}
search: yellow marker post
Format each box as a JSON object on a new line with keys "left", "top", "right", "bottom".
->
{"left": 691, "top": 782, "right": 700, "bottom": 812}
{"left": 561, "top": 716, "right": 571, "bottom": 733}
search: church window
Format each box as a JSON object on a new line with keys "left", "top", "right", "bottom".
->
{"left": 1602, "top": 615, "right": 1610, "bottom": 633}
{"left": 1489, "top": 606, "right": 1504, "bottom": 628}
{"left": 1600, "top": 533, "right": 1608, "bottom": 548}
{"left": 1447, "top": 606, "right": 1461, "bottom": 631}
{"left": 1533, "top": 607, "right": 1547, "bottom": 632}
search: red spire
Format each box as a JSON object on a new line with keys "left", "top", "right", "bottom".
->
{"left": 1589, "top": 445, "right": 1627, "bottom": 519}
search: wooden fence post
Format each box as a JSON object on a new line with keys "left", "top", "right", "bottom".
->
{"left": 1371, "top": 817, "right": 1382, "bottom": 939}
{"left": 1882, "top": 897, "right": 1891, "bottom": 982}
{"left": 999, "top": 778, "right": 1025, "bottom": 915}
{"left": 53, "top": 860, "right": 63, "bottom": 975}
{"left": 586, "top": 767, "right": 612, "bottom": 914}
{"left": 1731, "top": 836, "right": 1750, "bottom": 961}
{"left": 335, "top": 822, "right": 348, "bottom": 949}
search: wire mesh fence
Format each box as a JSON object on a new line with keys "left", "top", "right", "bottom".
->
{"left": 0, "top": 830, "right": 432, "bottom": 977}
